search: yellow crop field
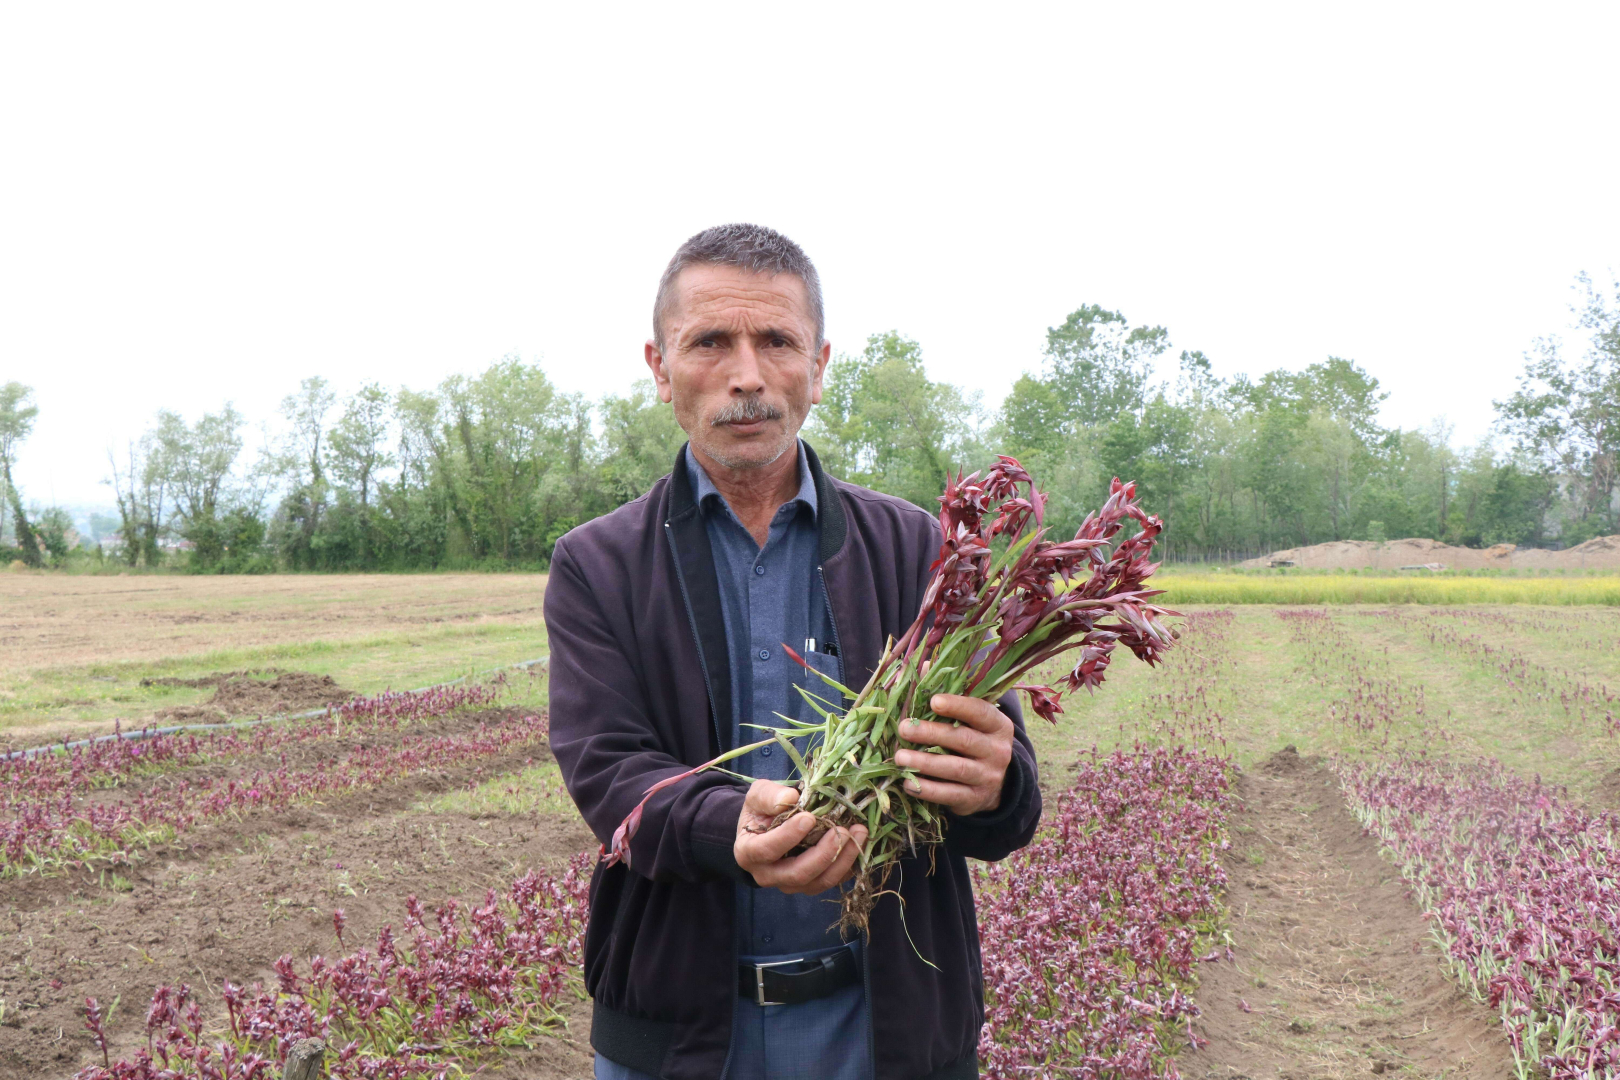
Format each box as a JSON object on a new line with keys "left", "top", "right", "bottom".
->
{"left": 1154, "top": 573, "right": 1620, "bottom": 606}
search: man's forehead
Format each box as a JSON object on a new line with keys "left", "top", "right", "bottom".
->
{"left": 669, "top": 265, "right": 812, "bottom": 330}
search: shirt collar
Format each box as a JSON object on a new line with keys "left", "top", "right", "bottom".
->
{"left": 685, "top": 440, "right": 818, "bottom": 524}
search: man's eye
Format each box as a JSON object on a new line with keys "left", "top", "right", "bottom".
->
{"left": 769, "top": 337, "right": 788, "bottom": 349}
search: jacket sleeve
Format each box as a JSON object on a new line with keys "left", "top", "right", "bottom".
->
{"left": 545, "top": 534, "right": 750, "bottom": 885}
{"left": 943, "top": 688, "right": 1043, "bottom": 862}
{"left": 907, "top": 512, "right": 1043, "bottom": 862}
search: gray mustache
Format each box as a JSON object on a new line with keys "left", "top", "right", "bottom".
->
{"left": 711, "top": 396, "right": 783, "bottom": 426}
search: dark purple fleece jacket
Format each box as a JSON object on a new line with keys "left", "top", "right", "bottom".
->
{"left": 546, "top": 443, "right": 1042, "bottom": 1080}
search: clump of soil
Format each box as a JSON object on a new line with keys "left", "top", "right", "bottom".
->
{"left": 140, "top": 669, "right": 284, "bottom": 690}
{"left": 147, "top": 671, "right": 356, "bottom": 722}
{"left": 1258, "top": 743, "right": 1310, "bottom": 777}
{"left": 1591, "top": 768, "right": 1620, "bottom": 810}
{"left": 1181, "top": 749, "right": 1515, "bottom": 1078}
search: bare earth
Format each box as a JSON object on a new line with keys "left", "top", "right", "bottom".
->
{"left": 1184, "top": 749, "right": 1514, "bottom": 1079}
{"left": 1241, "top": 534, "right": 1620, "bottom": 571}
{"left": 0, "top": 708, "right": 596, "bottom": 1080}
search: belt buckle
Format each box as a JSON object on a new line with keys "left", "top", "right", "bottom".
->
{"left": 752, "top": 957, "right": 805, "bottom": 1007}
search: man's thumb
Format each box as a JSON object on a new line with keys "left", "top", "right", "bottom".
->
{"left": 749, "top": 781, "right": 798, "bottom": 813}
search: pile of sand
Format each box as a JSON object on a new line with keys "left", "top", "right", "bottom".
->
{"left": 1239, "top": 534, "right": 1620, "bottom": 571}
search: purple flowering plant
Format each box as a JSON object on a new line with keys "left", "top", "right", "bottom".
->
{"left": 607, "top": 457, "right": 1179, "bottom": 932}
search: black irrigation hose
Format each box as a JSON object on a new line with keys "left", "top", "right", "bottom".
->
{"left": 2, "top": 655, "right": 550, "bottom": 761}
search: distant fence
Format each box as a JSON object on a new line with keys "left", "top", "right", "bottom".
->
{"left": 1159, "top": 548, "right": 1267, "bottom": 566}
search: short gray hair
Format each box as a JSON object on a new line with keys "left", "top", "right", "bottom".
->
{"left": 653, "top": 223, "right": 825, "bottom": 352}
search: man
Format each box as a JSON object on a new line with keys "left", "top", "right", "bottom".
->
{"left": 546, "top": 224, "right": 1042, "bottom": 1080}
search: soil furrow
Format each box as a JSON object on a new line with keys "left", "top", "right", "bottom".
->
{"left": 0, "top": 749, "right": 594, "bottom": 1080}
{"left": 1182, "top": 748, "right": 1516, "bottom": 1079}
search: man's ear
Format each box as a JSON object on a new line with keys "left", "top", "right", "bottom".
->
{"left": 808, "top": 340, "right": 832, "bottom": 406}
{"left": 645, "top": 340, "right": 674, "bottom": 404}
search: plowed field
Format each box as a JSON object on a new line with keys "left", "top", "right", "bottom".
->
{"left": 4, "top": 584, "right": 1618, "bottom": 1078}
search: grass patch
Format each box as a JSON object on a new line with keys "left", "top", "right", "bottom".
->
{"left": 418, "top": 761, "right": 574, "bottom": 818}
{"left": 0, "top": 621, "right": 550, "bottom": 738}
{"left": 1335, "top": 610, "right": 1619, "bottom": 794}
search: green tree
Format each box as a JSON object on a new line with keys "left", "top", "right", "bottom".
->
{"left": 270, "top": 378, "right": 337, "bottom": 569}
{"left": 107, "top": 436, "right": 168, "bottom": 567}
{"left": 35, "top": 507, "right": 76, "bottom": 563}
{"left": 389, "top": 357, "right": 595, "bottom": 566}
{"left": 1496, "top": 273, "right": 1620, "bottom": 541}
{"left": 1000, "top": 306, "right": 1169, "bottom": 463}
{"left": 1240, "top": 404, "right": 1311, "bottom": 548}
{"left": 0, "top": 382, "right": 42, "bottom": 566}
{"left": 807, "top": 331, "right": 983, "bottom": 509}
{"left": 1478, "top": 461, "right": 1557, "bottom": 547}
{"left": 598, "top": 380, "right": 687, "bottom": 504}
{"left": 151, "top": 405, "right": 250, "bottom": 570}
{"left": 1043, "top": 305, "right": 1167, "bottom": 430}
{"left": 1000, "top": 374, "right": 1068, "bottom": 461}
{"left": 326, "top": 382, "right": 395, "bottom": 566}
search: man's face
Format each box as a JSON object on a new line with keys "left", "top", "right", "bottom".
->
{"left": 645, "top": 263, "right": 831, "bottom": 471}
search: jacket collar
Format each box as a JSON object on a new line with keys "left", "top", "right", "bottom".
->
{"left": 664, "top": 437, "right": 848, "bottom": 754}
{"left": 666, "top": 439, "right": 847, "bottom": 565}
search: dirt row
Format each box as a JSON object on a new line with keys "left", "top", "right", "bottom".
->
{"left": 69, "top": 703, "right": 536, "bottom": 811}
{"left": 1, "top": 717, "right": 593, "bottom": 1080}
{"left": 1184, "top": 749, "right": 1515, "bottom": 1079}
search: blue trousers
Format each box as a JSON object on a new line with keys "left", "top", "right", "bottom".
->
{"left": 593, "top": 943, "right": 871, "bottom": 1080}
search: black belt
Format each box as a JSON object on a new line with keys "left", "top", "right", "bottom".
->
{"left": 738, "top": 946, "right": 860, "bottom": 1007}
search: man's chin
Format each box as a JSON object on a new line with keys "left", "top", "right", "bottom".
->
{"left": 693, "top": 430, "right": 797, "bottom": 472}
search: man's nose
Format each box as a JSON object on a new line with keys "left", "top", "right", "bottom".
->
{"left": 727, "top": 341, "right": 767, "bottom": 396}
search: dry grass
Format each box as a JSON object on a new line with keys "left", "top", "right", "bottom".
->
{"left": 0, "top": 572, "right": 550, "bottom": 742}
{"left": 0, "top": 572, "right": 547, "bottom": 669}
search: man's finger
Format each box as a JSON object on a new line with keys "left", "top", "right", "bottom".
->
{"left": 895, "top": 748, "right": 989, "bottom": 785}
{"left": 929, "top": 694, "right": 1012, "bottom": 734}
{"left": 758, "top": 823, "right": 848, "bottom": 889}
{"left": 801, "top": 826, "right": 866, "bottom": 893}
{"left": 739, "top": 810, "right": 818, "bottom": 866}
{"left": 744, "top": 779, "right": 800, "bottom": 815}
{"left": 903, "top": 776, "right": 979, "bottom": 811}
{"left": 899, "top": 719, "right": 992, "bottom": 759}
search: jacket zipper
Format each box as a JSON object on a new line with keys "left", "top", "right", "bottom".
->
{"left": 816, "top": 565, "right": 846, "bottom": 687}
{"left": 665, "top": 521, "right": 726, "bottom": 753}
{"left": 665, "top": 521, "right": 739, "bottom": 1080}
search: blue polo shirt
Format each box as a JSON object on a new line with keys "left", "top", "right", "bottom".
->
{"left": 595, "top": 441, "right": 871, "bottom": 1080}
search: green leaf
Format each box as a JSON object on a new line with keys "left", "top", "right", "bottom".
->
{"left": 795, "top": 662, "right": 859, "bottom": 700}
{"left": 773, "top": 731, "right": 810, "bottom": 777}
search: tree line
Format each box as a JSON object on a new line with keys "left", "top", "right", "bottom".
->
{"left": 2, "top": 273, "right": 1615, "bottom": 572}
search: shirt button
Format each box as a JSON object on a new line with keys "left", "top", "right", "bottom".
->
{"left": 754, "top": 564, "right": 765, "bottom": 575}
{"left": 758, "top": 648, "right": 770, "bottom": 661}
{"left": 761, "top": 746, "right": 773, "bottom": 757}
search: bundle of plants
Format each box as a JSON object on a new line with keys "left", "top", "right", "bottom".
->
{"left": 604, "top": 458, "right": 1177, "bottom": 933}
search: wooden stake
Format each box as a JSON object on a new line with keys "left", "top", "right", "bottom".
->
{"left": 282, "top": 1038, "right": 326, "bottom": 1080}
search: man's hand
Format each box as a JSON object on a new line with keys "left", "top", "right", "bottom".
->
{"left": 894, "top": 694, "right": 1015, "bottom": 816}
{"left": 735, "top": 780, "right": 868, "bottom": 895}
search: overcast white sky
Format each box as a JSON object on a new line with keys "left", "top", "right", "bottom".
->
{"left": 3, "top": 3, "right": 1617, "bottom": 508}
